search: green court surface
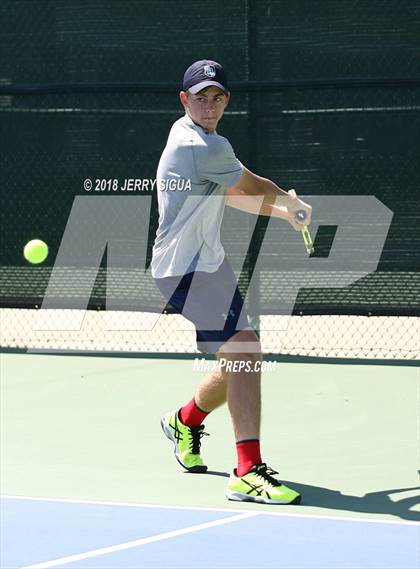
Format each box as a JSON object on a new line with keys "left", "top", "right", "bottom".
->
{"left": 1, "top": 353, "right": 419, "bottom": 521}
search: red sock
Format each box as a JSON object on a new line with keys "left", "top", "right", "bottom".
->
{"left": 179, "top": 398, "right": 209, "bottom": 426}
{"left": 236, "top": 439, "right": 262, "bottom": 476}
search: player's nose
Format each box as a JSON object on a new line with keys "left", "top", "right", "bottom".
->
{"left": 205, "top": 101, "right": 216, "bottom": 112}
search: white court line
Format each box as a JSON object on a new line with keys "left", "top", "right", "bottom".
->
{"left": 3, "top": 494, "right": 419, "bottom": 526}
{"left": 19, "top": 512, "right": 257, "bottom": 569}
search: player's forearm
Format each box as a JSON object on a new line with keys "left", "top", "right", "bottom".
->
{"left": 225, "top": 193, "right": 289, "bottom": 219}
{"left": 261, "top": 202, "right": 289, "bottom": 219}
{"left": 229, "top": 167, "right": 313, "bottom": 229}
{"left": 236, "top": 169, "right": 293, "bottom": 209}
{"left": 251, "top": 177, "right": 292, "bottom": 208}
{"left": 248, "top": 200, "right": 289, "bottom": 219}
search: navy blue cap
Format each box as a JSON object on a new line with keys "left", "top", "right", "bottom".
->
{"left": 183, "top": 60, "right": 229, "bottom": 95}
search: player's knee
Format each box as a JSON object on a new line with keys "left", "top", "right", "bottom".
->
{"left": 218, "top": 329, "right": 261, "bottom": 359}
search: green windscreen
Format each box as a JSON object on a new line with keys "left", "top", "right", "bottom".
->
{"left": 1, "top": 0, "right": 419, "bottom": 316}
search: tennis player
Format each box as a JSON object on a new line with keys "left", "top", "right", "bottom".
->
{"left": 152, "top": 60, "right": 312, "bottom": 504}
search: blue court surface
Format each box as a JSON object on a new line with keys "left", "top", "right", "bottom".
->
{"left": 1, "top": 496, "right": 419, "bottom": 569}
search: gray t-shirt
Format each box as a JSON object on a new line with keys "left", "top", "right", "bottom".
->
{"left": 151, "top": 114, "right": 243, "bottom": 278}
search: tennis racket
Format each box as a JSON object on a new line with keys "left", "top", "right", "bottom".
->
{"left": 288, "top": 189, "right": 314, "bottom": 254}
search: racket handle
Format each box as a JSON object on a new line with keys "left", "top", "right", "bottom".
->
{"left": 288, "top": 189, "right": 307, "bottom": 222}
{"left": 288, "top": 189, "right": 314, "bottom": 254}
{"left": 295, "top": 209, "right": 307, "bottom": 222}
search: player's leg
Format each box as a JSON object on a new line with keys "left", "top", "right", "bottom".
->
{"left": 161, "top": 368, "right": 227, "bottom": 473}
{"left": 161, "top": 365, "right": 228, "bottom": 471}
{"left": 218, "top": 329, "right": 262, "bottom": 471}
{"left": 218, "top": 331, "right": 261, "bottom": 440}
{"left": 156, "top": 272, "right": 213, "bottom": 472}
{"left": 158, "top": 260, "right": 240, "bottom": 470}
{"left": 194, "top": 368, "right": 227, "bottom": 416}
{"left": 219, "top": 329, "right": 301, "bottom": 505}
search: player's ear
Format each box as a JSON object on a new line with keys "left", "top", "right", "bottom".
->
{"left": 224, "top": 93, "right": 230, "bottom": 109}
{"left": 179, "top": 91, "right": 188, "bottom": 109}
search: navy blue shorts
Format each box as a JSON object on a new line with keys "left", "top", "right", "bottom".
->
{"left": 154, "top": 258, "right": 251, "bottom": 353}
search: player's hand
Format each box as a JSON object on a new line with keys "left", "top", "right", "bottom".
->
{"left": 286, "top": 189, "right": 312, "bottom": 231}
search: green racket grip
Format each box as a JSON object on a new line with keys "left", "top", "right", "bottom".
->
{"left": 301, "top": 225, "right": 315, "bottom": 255}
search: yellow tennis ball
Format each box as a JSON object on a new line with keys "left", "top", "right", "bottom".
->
{"left": 23, "top": 239, "right": 49, "bottom": 264}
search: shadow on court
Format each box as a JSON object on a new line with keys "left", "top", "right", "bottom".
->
{"left": 189, "top": 470, "right": 419, "bottom": 520}
{"left": 200, "top": 470, "right": 230, "bottom": 478}
{"left": 282, "top": 480, "right": 420, "bottom": 521}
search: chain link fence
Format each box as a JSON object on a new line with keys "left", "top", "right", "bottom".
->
{"left": 1, "top": 309, "right": 418, "bottom": 360}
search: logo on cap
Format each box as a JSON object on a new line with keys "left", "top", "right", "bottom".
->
{"left": 203, "top": 64, "right": 216, "bottom": 78}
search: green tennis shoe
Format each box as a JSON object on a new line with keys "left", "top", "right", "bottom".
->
{"left": 226, "top": 463, "right": 301, "bottom": 505}
{"left": 161, "top": 410, "right": 208, "bottom": 473}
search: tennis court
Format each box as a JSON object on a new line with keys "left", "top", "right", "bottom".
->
{"left": 1, "top": 353, "right": 419, "bottom": 568}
